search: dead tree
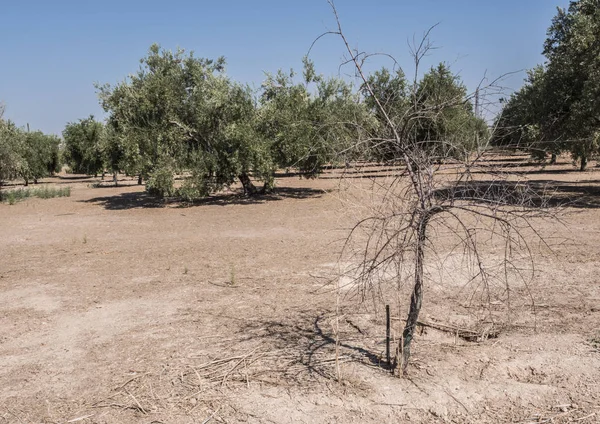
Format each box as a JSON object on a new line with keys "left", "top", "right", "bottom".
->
{"left": 324, "top": 0, "right": 554, "bottom": 375}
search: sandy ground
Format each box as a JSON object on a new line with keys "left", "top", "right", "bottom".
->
{"left": 1, "top": 158, "right": 599, "bottom": 423}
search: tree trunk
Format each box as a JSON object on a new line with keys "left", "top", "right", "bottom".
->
{"left": 33, "top": 178, "right": 38, "bottom": 184}
{"left": 260, "top": 181, "right": 271, "bottom": 194}
{"left": 24, "top": 179, "right": 28, "bottom": 187}
{"left": 400, "top": 212, "right": 429, "bottom": 374}
{"left": 550, "top": 153, "right": 557, "bottom": 165}
{"left": 138, "top": 175, "right": 143, "bottom": 185}
{"left": 113, "top": 172, "right": 118, "bottom": 187}
{"left": 580, "top": 156, "right": 588, "bottom": 171}
{"left": 239, "top": 173, "right": 258, "bottom": 196}
{"left": 102, "top": 172, "right": 105, "bottom": 181}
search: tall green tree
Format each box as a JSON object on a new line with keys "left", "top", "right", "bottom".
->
{"left": 62, "top": 116, "right": 105, "bottom": 176}
{"left": 98, "top": 44, "right": 273, "bottom": 198}
{"left": 543, "top": 0, "right": 600, "bottom": 170}
{"left": 494, "top": 0, "right": 600, "bottom": 170}
{"left": 362, "top": 63, "right": 486, "bottom": 162}
{"left": 1, "top": 107, "right": 61, "bottom": 186}
{"left": 0, "top": 118, "right": 25, "bottom": 184}
{"left": 258, "top": 57, "right": 372, "bottom": 175}
{"left": 20, "top": 131, "right": 61, "bottom": 185}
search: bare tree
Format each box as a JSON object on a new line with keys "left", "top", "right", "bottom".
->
{"left": 323, "top": 1, "right": 554, "bottom": 375}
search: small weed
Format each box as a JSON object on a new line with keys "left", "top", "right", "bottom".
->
{"left": 229, "top": 265, "right": 236, "bottom": 285}
{"left": 184, "top": 266, "right": 189, "bottom": 275}
{"left": 83, "top": 234, "right": 87, "bottom": 244}
{"left": 590, "top": 334, "right": 600, "bottom": 350}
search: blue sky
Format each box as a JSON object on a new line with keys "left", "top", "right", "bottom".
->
{"left": 1, "top": 0, "right": 569, "bottom": 135}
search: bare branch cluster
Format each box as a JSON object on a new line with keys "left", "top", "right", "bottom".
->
{"left": 324, "top": 0, "right": 558, "bottom": 375}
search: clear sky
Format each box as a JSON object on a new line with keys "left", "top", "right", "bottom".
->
{"left": 0, "top": 0, "right": 570, "bottom": 135}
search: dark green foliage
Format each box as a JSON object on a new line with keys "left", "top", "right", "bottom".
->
{"left": 361, "top": 63, "right": 486, "bottom": 162}
{"left": 20, "top": 131, "right": 61, "bottom": 184}
{"left": 62, "top": 116, "right": 105, "bottom": 176}
{"left": 1, "top": 111, "right": 62, "bottom": 185}
{"left": 415, "top": 64, "right": 488, "bottom": 157}
{"left": 98, "top": 44, "right": 273, "bottom": 198}
{"left": 259, "top": 57, "right": 373, "bottom": 175}
{"left": 493, "top": 0, "right": 600, "bottom": 169}
{"left": 0, "top": 118, "right": 25, "bottom": 184}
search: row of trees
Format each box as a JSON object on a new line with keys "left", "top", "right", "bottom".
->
{"left": 85, "top": 45, "right": 485, "bottom": 199}
{"left": 0, "top": 105, "right": 61, "bottom": 186}
{"left": 493, "top": 0, "right": 600, "bottom": 170}
{"left": 2, "top": 47, "right": 486, "bottom": 197}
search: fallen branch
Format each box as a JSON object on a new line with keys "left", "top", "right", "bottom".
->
{"left": 417, "top": 320, "right": 499, "bottom": 342}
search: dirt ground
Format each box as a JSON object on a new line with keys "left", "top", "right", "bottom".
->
{"left": 1, "top": 157, "right": 599, "bottom": 423}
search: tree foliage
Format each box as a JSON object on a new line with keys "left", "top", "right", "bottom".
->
{"left": 493, "top": 0, "right": 600, "bottom": 169}
{"left": 20, "top": 130, "right": 61, "bottom": 184}
{"left": 362, "top": 63, "right": 486, "bottom": 162}
{"left": 97, "top": 46, "right": 371, "bottom": 199}
{"left": 1, "top": 107, "right": 61, "bottom": 185}
{"left": 0, "top": 118, "right": 24, "bottom": 184}
{"left": 62, "top": 116, "right": 105, "bottom": 176}
{"left": 259, "top": 57, "right": 372, "bottom": 175}
{"left": 98, "top": 44, "right": 272, "bottom": 198}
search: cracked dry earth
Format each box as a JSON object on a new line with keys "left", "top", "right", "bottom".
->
{"left": 1, "top": 161, "right": 599, "bottom": 423}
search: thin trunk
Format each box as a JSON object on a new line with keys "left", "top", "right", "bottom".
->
{"left": 24, "top": 179, "right": 28, "bottom": 187}
{"left": 33, "top": 178, "right": 38, "bottom": 184}
{"left": 113, "top": 172, "right": 118, "bottom": 187}
{"left": 550, "top": 153, "right": 557, "bottom": 165}
{"left": 101, "top": 172, "right": 105, "bottom": 180}
{"left": 580, "top": 156, "right": 588, "bottom": 172}
{"left": 239, "top": 173, "right": 258, "bottom": 196}
{"left": 262, "top": 181, "right": 272, "bottom": 194}
{"left": 401, "top": 213, "right": 429, "bottom": 374}
{"left": 138, "top": 175, "right": 143, "bottom": 185}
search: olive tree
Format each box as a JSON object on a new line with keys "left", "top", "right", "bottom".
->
{"left": 1, "top": 106, "right": 60, "bottom": 186}
{"left": 258, "top": 57, "right": 373, "bottom": 175}
{"left": 20, "top": 131, "right": 61, "bottom": 185}
{"left": 0, "top": 116, "right": 24, "bottom": 185}
{"left": 62, "top": 116, "right": 105, "bottom": 176}
{"left": 362, "top": 63, "right": 487, "bottom": 162}
{"left": 494, "top": 0, "right": 600, "bottom": 170}
{"left": 97, "top": 44, "right": 273, "bottom": 198}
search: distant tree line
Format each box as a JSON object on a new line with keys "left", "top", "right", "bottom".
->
{"left": 0, "top": 105, "right": 61, "bottom": 186}
{"left": 493, "top": 0, "right": 600, "bottom": 170}
{"left": 90, "top": 46, "right": 483, "bottom": 199}
{"left": 12, "top": 1, "right": 599, "bottom": 193}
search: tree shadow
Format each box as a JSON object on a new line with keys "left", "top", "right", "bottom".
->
{"left": 435, "top": 179, "right": 600, "bottom": 209}
{"left": 82, "top": 186, "right": 327, "bottom": 210}
{"left": 82, "top": 191, "right": 166, "bottom": 210}
{"left": 468, "top": 165, "right": 584, "bottom": 176}
{"left": 234, "top": 312, "right": 389, "bottom": 383}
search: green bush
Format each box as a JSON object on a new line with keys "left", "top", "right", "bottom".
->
{"left": 1, "top": 186, "right": 71, "bottom": 204}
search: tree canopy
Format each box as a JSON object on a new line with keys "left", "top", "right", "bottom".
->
{"left": 97, "top": 46, "right": 371, "bottom": 199}
{"left": 361, "top": 63, "right": 486, "bottom": 162}
{"left": 493, "top": 0, "right": 600, "bottom": 170}
{"left": 62, "top": 116, "right": 105, "bottom": 176}
{"left": 1, "top": 107, "right": 61, "bottom": 186}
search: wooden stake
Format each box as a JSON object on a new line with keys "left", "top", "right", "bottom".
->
{"left": 386, "top": 304, "right": 391, "bottom": 370}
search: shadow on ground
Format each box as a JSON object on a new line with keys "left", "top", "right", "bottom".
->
{"left": 82, "top": 186, "right": 327, "bottom": 210}
{"left": 228, "top": 312, "right": 388, "bottom": 383}
{"left": 435, "top": 179, "right": 600, "bottom": 209}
